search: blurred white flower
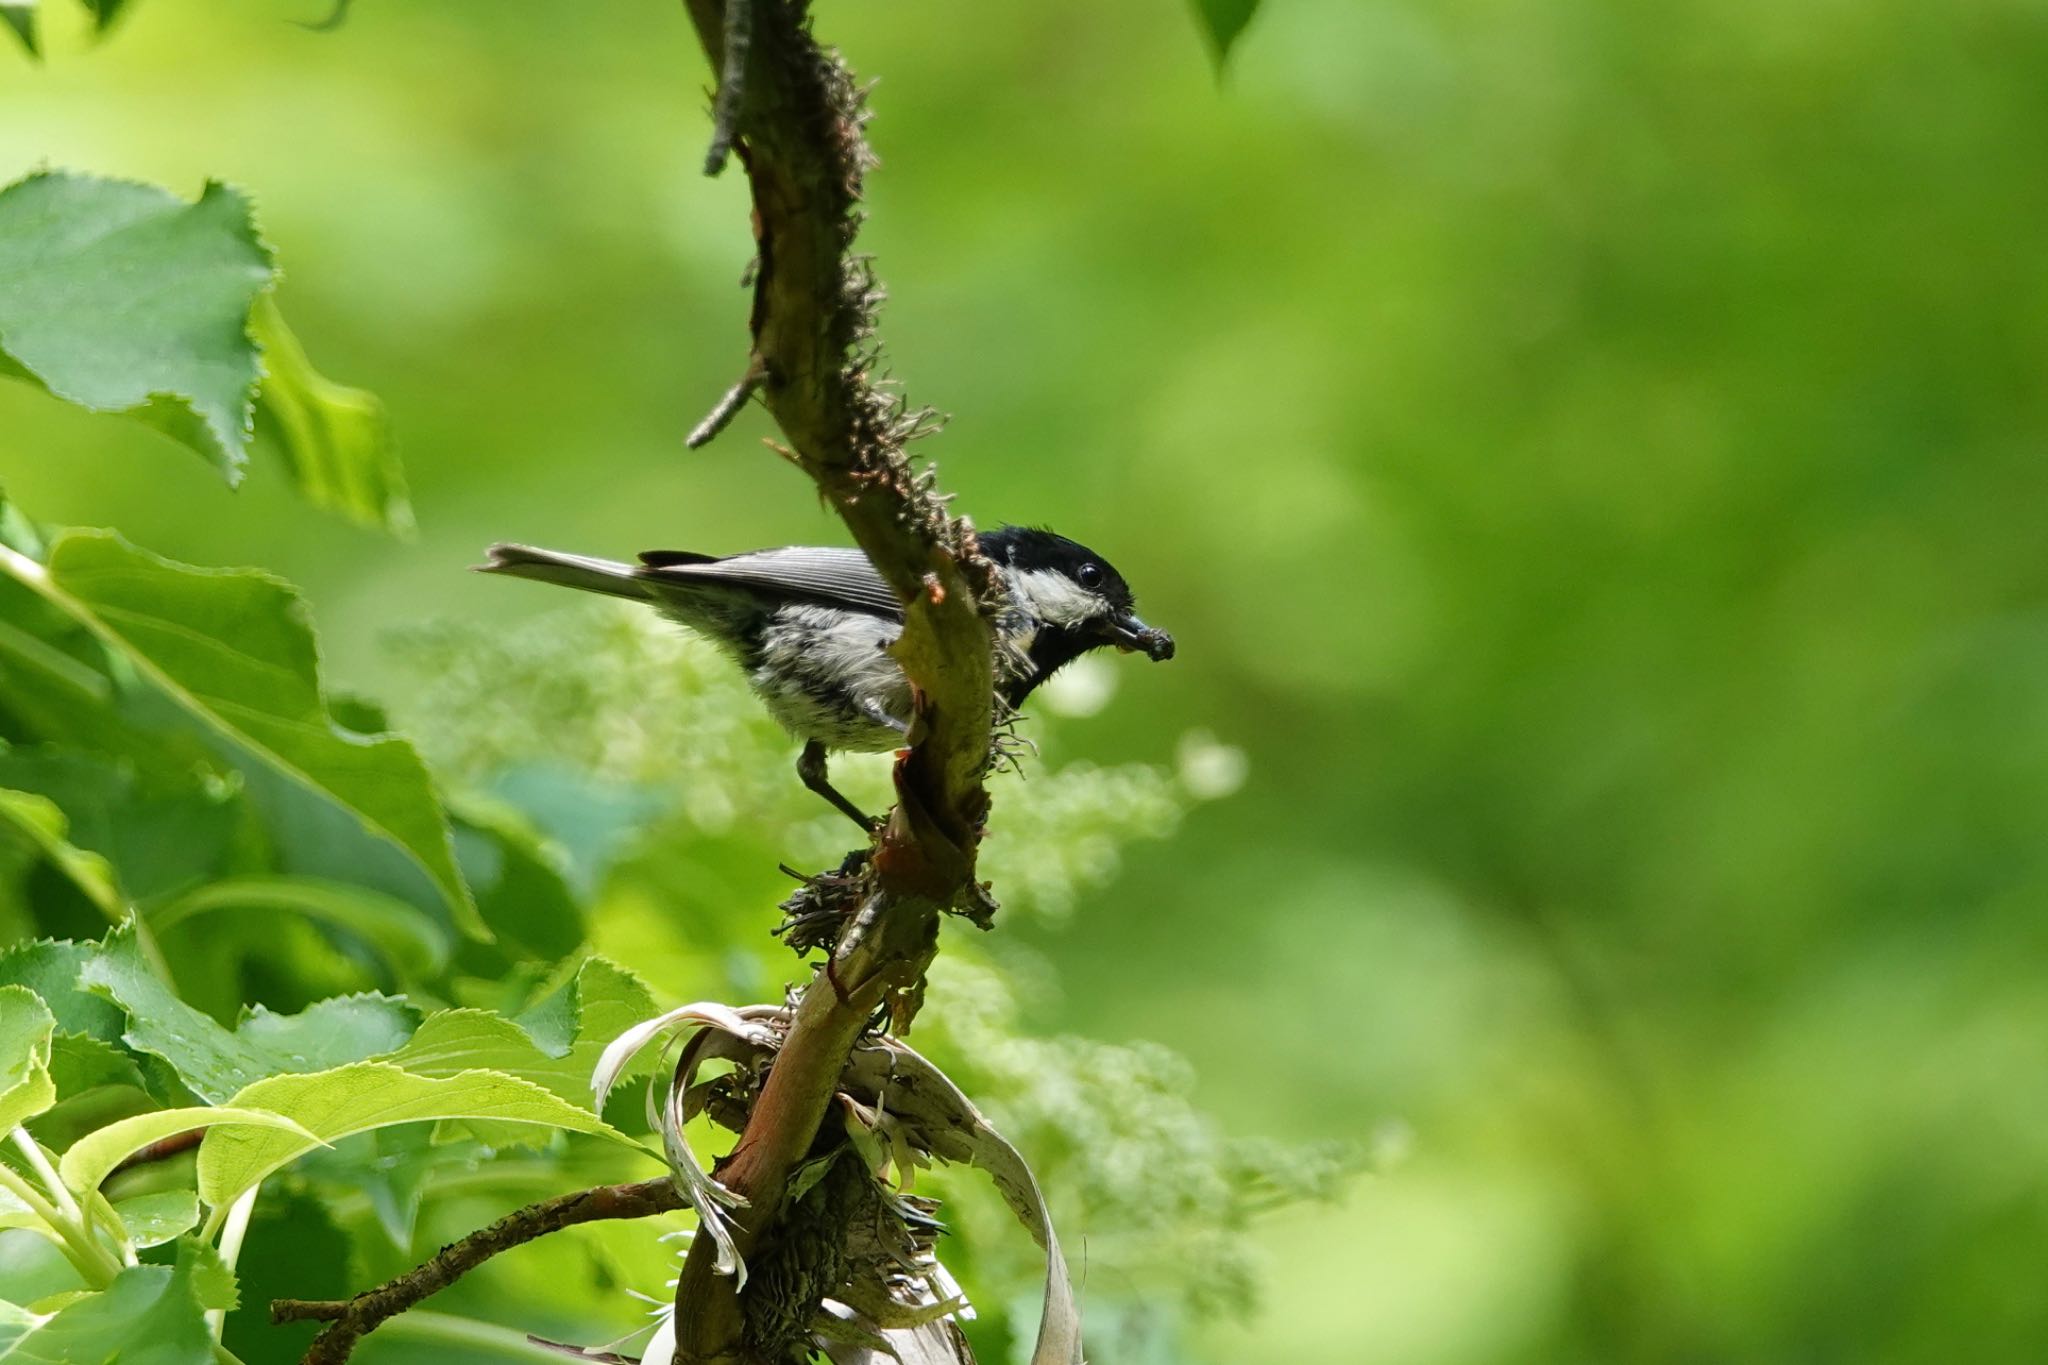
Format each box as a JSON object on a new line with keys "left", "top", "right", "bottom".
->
{"left": 1176, "top": 730, "right": 1248, "bottom": 800}
{"left": 1038, "top": 653, "right": 1118, "bottom": 718}
{"left": 1369, "top": 1117, "right": 1415, "bottom": 1171}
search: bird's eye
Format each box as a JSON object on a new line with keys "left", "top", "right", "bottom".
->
{"left": 1077, "top": 563, "right": 1104, "bottom": 589}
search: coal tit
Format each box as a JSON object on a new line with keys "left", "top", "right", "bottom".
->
{"left": 478, "top": 527, "right": 1174, "bottom": 827}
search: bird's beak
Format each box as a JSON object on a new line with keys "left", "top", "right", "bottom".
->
{"left": 1108, "top": 612, "right": 1175, "bottom": 661}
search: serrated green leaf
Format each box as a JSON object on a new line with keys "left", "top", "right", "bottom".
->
{"left": 234, "top": 992, "right": 419, "bottom": 1073}
{"left": 79, "top": 921, "right": 277, "bottom": 1104}
{"left": 0, "top": 173, "right": 271, "bottom": 483}
{"left": 384, "top": 1009, "right": 563, "bottom": 1088}
{"left": 517, "top": 957, "right": 655, "bottom": 1064}
{"left": 0, "top": 986, "right": 56, "bottom": 1130}
{"left": 0, "top": 532, "right": 479, "bottom": 933}
{"left": 58, "top": 1106, "right": 314, "bottom": 1203}
{"left": 249, "top": 297, "right": 413, "bottom": 536}
{"left": 387, "top": 956, "right": 656, "bottom": 1103}
{"left": 77, "top": 923, "right": 417, "bottom": 1104}
{"left": 0, "top": 942, "right": 123, "bottom": 1042}
{"left": 44, "top": 1033, "right": 149, "bottom": 1101}
{"left": 0, "top": 577, "right": 216, "bottom": 795}
{"left": 110, "top": 1190, "right": 198, "bottom": 1249}
{"left": 197, "top": 1062, "right": 637, "bottom": 1219}
{"left": 0, "top": 173, "right": 412, "bottom": 529}
{"left": 0, "top": 791, "right": 122, "bottom": 923}
{"left": 154, "top": 878, "right": 450, "bottom": 982}
{"left": 3, "top": 1238, "right": 227, "bottom": 1364}
{"left": 1189, "top": 0, "right": 1259, "bottom": 65}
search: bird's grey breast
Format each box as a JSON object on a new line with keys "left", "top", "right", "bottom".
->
{"left": 749, "top": 604, "right": 910, "bottom": 752}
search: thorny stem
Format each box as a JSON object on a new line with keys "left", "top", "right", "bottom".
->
{"left": 271, "top": 1178, "right": 684, "bottom": 1365}
{"left": 276, "top": 3, "right": 1003, "bottom": 1360}
{"left": 670, "top": 1, "right": 1000, "bottom": 1360}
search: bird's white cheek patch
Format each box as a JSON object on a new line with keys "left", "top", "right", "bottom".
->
{"left": 1013, "top": 569, "right": 1102, "bottom": 628}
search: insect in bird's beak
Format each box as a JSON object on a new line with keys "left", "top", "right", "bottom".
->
{"left": 1107, "top": 612, "right": 1175, "bottom": 661}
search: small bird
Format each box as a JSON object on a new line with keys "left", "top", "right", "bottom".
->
{"left": 477, "top": 527, "right": 1174, "bottom": 828}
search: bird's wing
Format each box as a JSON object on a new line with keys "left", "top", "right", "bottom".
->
{"left": 637, "top": 546, "right": 904, "bottom": 620}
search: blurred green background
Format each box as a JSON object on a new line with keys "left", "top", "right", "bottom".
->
{"left": 6, "top": 0, "right": 2048, "bottom": 1360}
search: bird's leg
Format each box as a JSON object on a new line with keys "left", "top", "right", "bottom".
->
{"left": 797, "top": 739, "right": 879, "bottom": 832}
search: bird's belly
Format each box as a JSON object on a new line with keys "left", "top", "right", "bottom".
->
{"left": 750, "top": 607, "right": 911, "bottom": 752}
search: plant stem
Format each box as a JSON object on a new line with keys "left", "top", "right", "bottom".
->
{"left": 0, "top": 1140, "right": 121, "bottom": 1286}
{"left": 270, "top": 1177, "right": 683, "bottom": 1365}
{"left": 210, "top": 1184, "right": 260, "bottom": 1338}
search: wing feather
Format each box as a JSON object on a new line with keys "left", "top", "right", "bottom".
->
{"left": 638, "top": 546, "right": 903, "bottom": 619}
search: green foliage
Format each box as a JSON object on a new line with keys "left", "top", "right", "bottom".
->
{"left": 1189, "top": 0, "right": 1260, "bottom": 65}
{"left": 0, "top": 528, "right": 475, "bottom": 933}
{"left": 6, "top": 1239, "right": 232, "bottom": 1365}
{"left": 0, "top": 985, "right": 56, "bottom": 1129}
{"left": 196, "top": 1063, "right": 634, "bottom": 1219}
{"left": 0, "top": 19, "right": 1345, "bottom": 1363}
{"left": 0, "top": 500, "right": 1301, "bottom": 1358}
{"left": 0, "top": 4, "right": 34, "bottom": 56}
{"left": 0, "top": 789, "right": 122, "bottom": 928}
{"left": 60, "top": 1105, "right": 313, "bottom": 1205}
{"left": 247, "top": 296, "right": 412, "bottom": 536}
{"left": 0, "top": 0, "right": 129, "bottom": 58}
{"left": 0, "top": 173, "right": 269, "bottom": 481}
{"left": 920, "top": 959, "right": 1355, "bottom": 1329}
{"left": 0, "top": 171, "right": 411, "bottom": 533}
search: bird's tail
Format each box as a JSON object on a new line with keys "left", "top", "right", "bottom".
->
{"left": 475, "top": 543, "right": 651, "bottom": 602}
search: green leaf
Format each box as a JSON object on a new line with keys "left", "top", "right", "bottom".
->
{"left": 248, "top": 297, "right": 414, "bottom": 536}
{"left": 1189, "top": 0, "right": 1259, "bottom": 65}
{"left": 516, "top": 956, "right": 654, "bottom": 1061}
{"left": 57, "top": 1106, "right": 314, "bottom": 1203}
{"left": 78, "top": 923, "right": 417, "bottom": 1103}
{"left": 0, "top": 985, "right": 56, "bottom": 1130}
{"left": 44, "top": 1033, "right": 150, "bottom": 1101}
{"left": 0, "top": 531, "right": 480, "bottom": 934}
{"left": 383, "top": 1009, "right": 564, "bottom": 1089}
{"left": 3, "top": 1238, "right": 230, "bottom": 1364}
{"left": 0, "top": 749, "right": 240, "bottom": 909}
{"left": 0, "top": 172, "right": 271, "bottom": 483}
{"left": 386, "top": 956, "right": 656, "bottom": 1103}
{"left": 110, "top": 1190, "right": 199, "bottom": 1249}
{"left": 450, "top": 801, "right": 585, "bottom": 962}
{"left": 233, "top": 993, "right": 419, "bottom": 1073}
{"left": 153, "top": 878, "right": 451, "bottom": 982}
{"left": 1, "top": 3, "right": 36, "bottom": 58}
{"left": 0, "top": 1300, "right": 34, "bottom": 1352}
{"left": 79, "top": 0, "right": 131, "bottom": 36}
{"left": 0, "top": 941, "right": 123, "bottom": 1042}
{"left": 0, "top": 1233, "right": 84, "bottom": 1309}
{"left": 0, "top": 791, "right": 122, "bottom": 923}
{"left": 0, "top": 174, "right": 411, "bottom": 530}
{"left": 300, "top": 1125, "right": 472, "bottom": 1252}
{"left": 196, "top": 1062, "right": 637, "bottom": 1218}
{"left": 79, "top": 921, "right": 279, "bottom": 1103}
